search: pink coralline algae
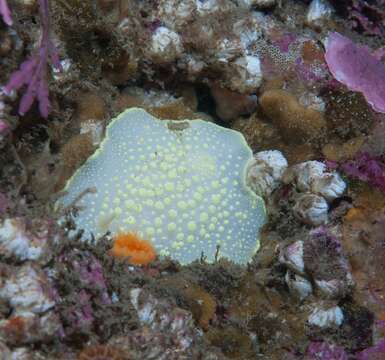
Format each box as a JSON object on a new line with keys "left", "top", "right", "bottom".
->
{"left": 58, "top": 251, "right": 111, "bottom": 336}
{"left": 274, "top": 33, "right": 297, "bottom": 53}
{"left": 373, "top": 47, "right": 385, "bottom": 61}
{"left": 304, "top": 226, "right": 353, "bottom": 298}
{"left": 341, "top": 152, "right": 385, "bottom": 194}
{"left": 305, "top": 342, "right": 349, "bottom": 360}
{"left": 4, "top": 0, "right": 61, "bottom": 118}
{"left": 0, "top": 120, "right": 10, "bottom": 138}
{"left": 0, "top": 0, "right": 12, "bottom": 26}
{"left": 357, "top": 338, "right": 385, "bottom": 360}
{"left": 295, "top": 57, "right": 328, "bottom": 85}
{"left": 68, "top": 289, "right": 95, "bottom": 331}
{"left": 325, "top": 32, "right": 385, "bottom": 114}
{"left": 328, "top": 0, "right": 385, "bottom": 35}
{"left": 350, "top": 0, "right": 385, "bottom": 36}
{"left": 73, "top": 253, "right": 111, "bottom": 305}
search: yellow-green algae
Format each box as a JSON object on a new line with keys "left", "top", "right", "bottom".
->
{"left": 60, "top": 108, "right": 266, "bottom": 264}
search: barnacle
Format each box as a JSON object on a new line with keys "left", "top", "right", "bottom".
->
{"left": 293, "top": 193, "right": 329, "bottom": 226}
{"left": 246, "top": 150, "right": 288, "bottom": 198}
{"left": 259, "top": 90, "right": 326, "bottom": 144}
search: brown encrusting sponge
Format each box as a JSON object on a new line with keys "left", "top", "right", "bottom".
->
{"left": 259, "top": 89, "right": 326, "bottom": 144}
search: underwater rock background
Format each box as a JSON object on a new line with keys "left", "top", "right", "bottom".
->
{"left": 0, "top": 0, "right": 385, "bottom": 358}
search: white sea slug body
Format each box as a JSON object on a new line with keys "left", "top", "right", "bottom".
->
{"left": 59, "top": 108, "right": 266, "bottom": 265}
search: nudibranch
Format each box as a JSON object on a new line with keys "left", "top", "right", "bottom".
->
{"left": 59, "top": 108, "right": 266, "bottom": 265}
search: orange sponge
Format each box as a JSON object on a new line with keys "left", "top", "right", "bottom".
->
{"left": 110, "top": 232, "right": 156, "bottom": 266}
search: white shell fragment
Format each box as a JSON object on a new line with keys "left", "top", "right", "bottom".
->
{"left": 308, "top": 305, "right": 344, "bottom": 328}
{"left": 0, "top": 263, "right": 55, "bottom": 314}
{"left": 229, "top": 55, "right": 263, "bottom": 93}
{"left": 279, "top": 240, "right": 305, "bottom": 275}
{"left": 306, "top": 0, "right": 334, "bottom": 30}
{"left": 80, "top": 119, "right": 105, "bottom": 146}
{"left": 246, "top": 150, "right": 288, "bottom": 198}
{"left": 285, "top": 270, "right": 313, "bottom": 300}
{"left": 185, "top": 55, "right": 206, "bottom": 79}
{"left": 59, "top": 108, "right": 266, "bottom": 265}
{"left": 283, "top": 161, "right": 346, "bottom": 201}
{"left": 293, "top": 193, "right": 329, "bottom": 226}
{"left": 157, "top": 0, "right": 195, "bottom": 29}
{"left": 233, "top": 17, "right": 263, "bottom": 51}
{"left": 216, "top": 38, "right": 242, "bottom": 64}
{"left": 52, "top": 58, "right": 72, "bottom": 82}
{"left": 0, "top": 218, "right": 50, "bottom": 263}
{"left": 150, "top": 27, "right": 183, "bottom": 63}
